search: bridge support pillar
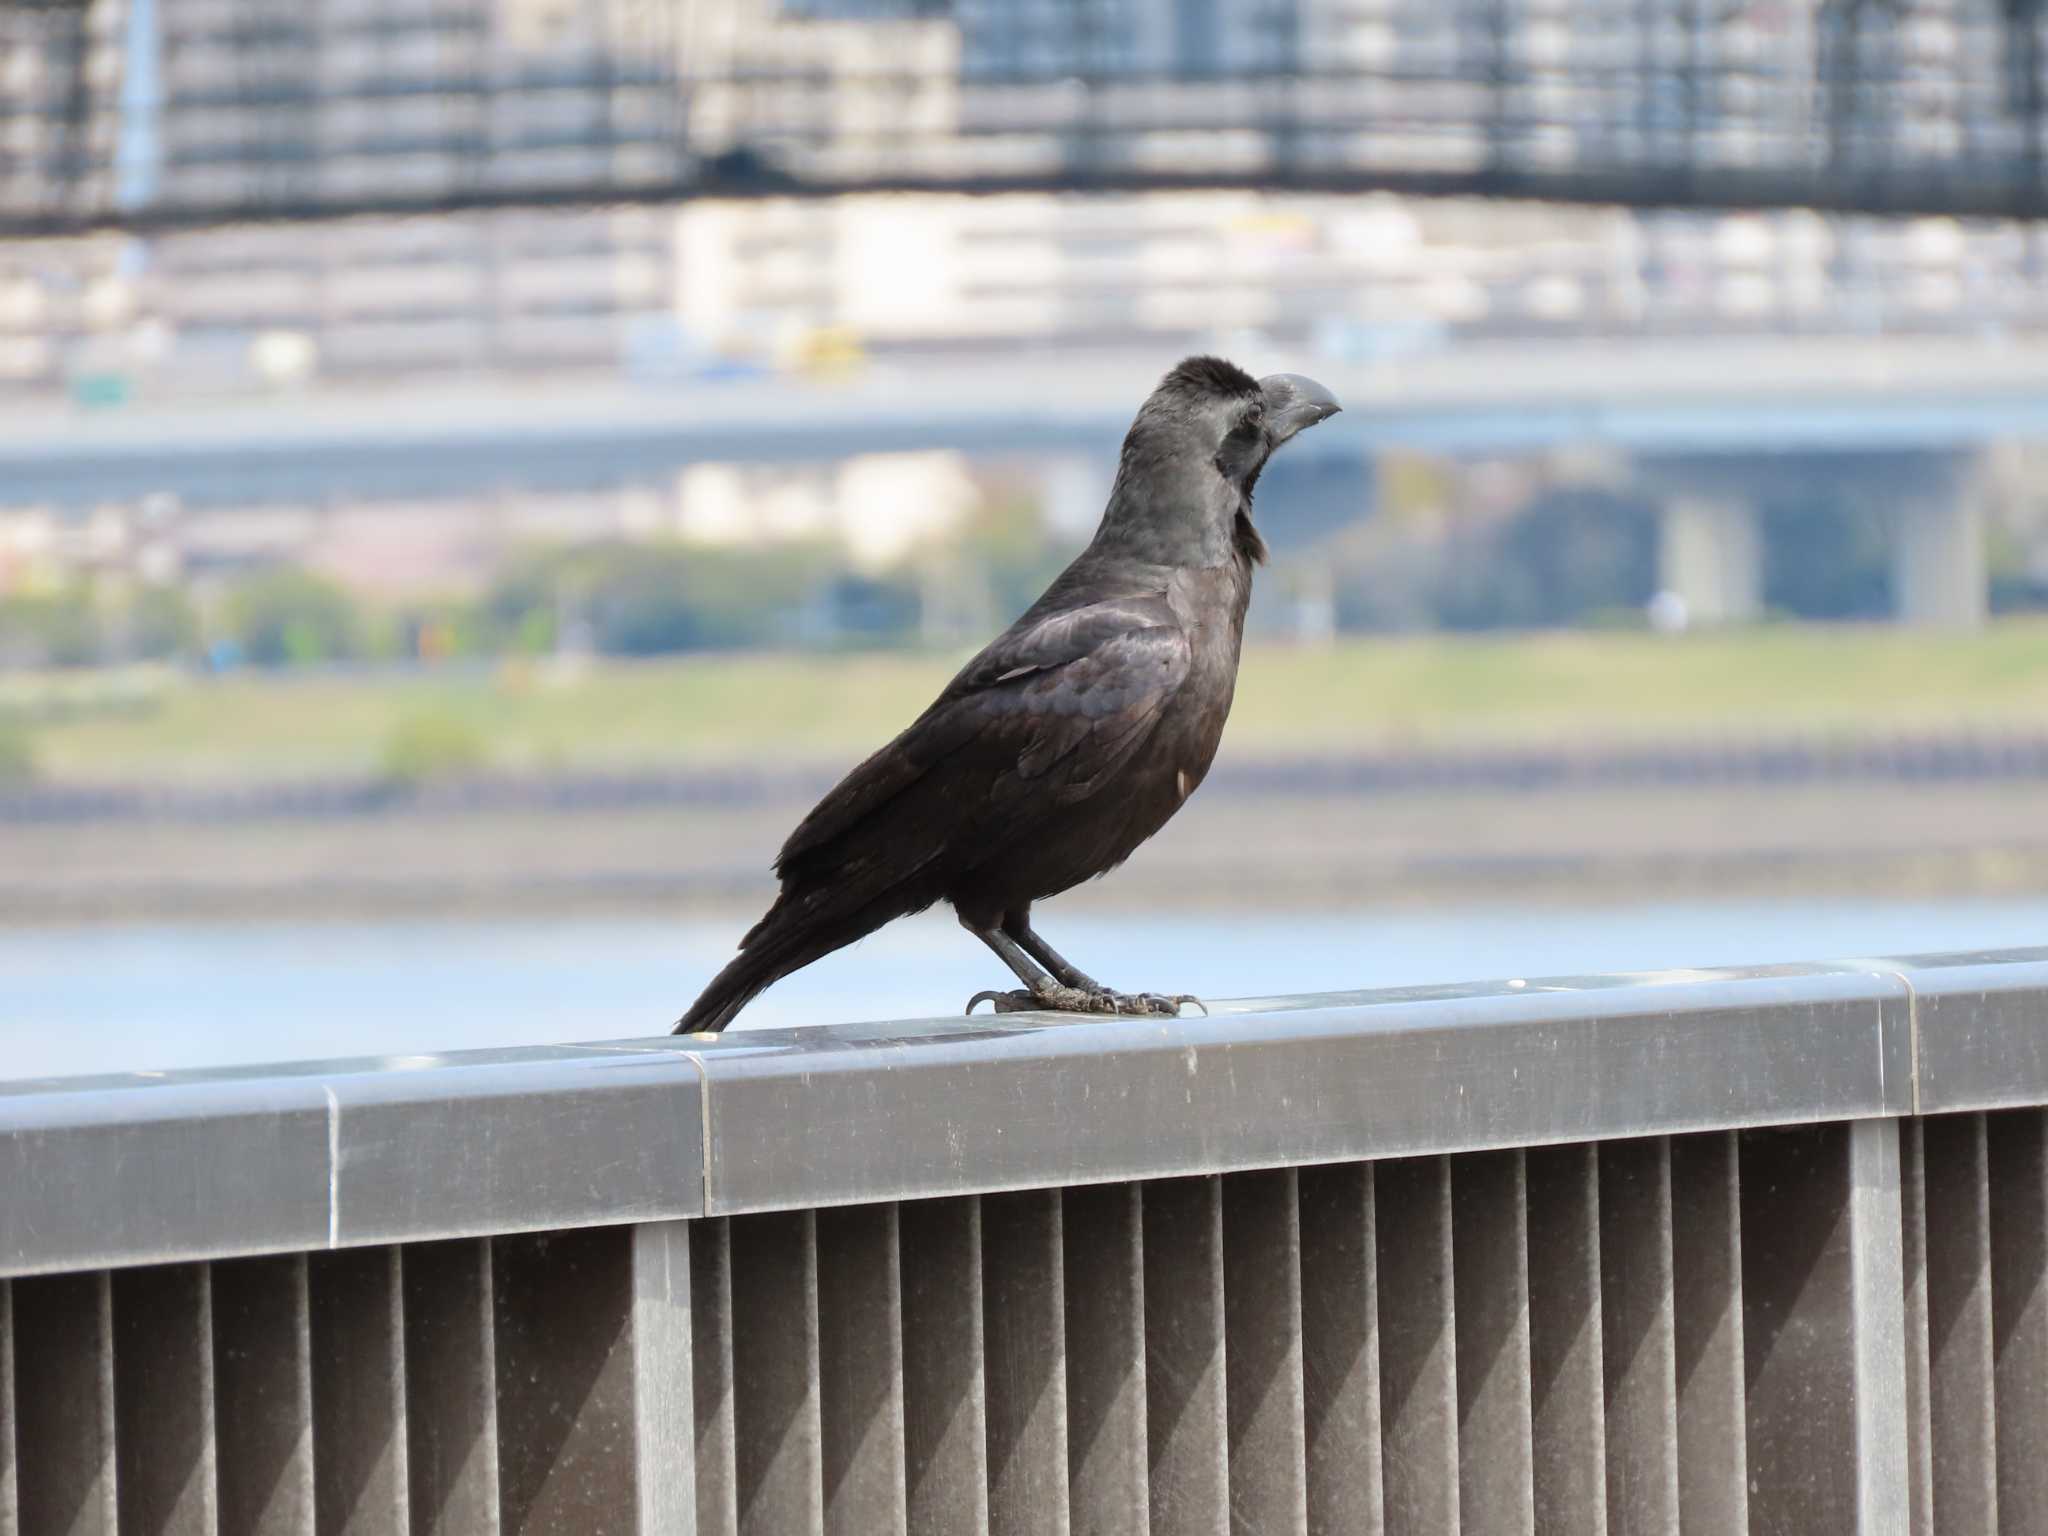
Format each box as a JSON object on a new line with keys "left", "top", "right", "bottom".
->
{"left": 1658, "top": 496, "right": 1762, "bottom": 626}
{"left": 1891, "top": 499, "right": 1986, "bottom": 629}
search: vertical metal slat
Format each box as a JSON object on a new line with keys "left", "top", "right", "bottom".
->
{"left": 1923, "top": 1113, "right": 1998, "bottom": 1533}
{"left": 1374, "top": 1154, "right": 1459, "bottom": 1536}
{"left": 1669, "top": 1132, "right": 1747, "bottom": 1536}
{"left": 692, "top": 1218, "right": 740, "bottom": 1536}
{"left": 1846, "top": 1119, "right": 1910, "bottom": 1534}
{"left": 1063, "top": 1182, "right": 1149, "bottom": 1536}
{"left": 113, "top": 1263, "right": 219, "bottom": 1536}
{"left": 0, "top": 1280, "right": 17, "bottom": 1536}
{"left": 900, "top": 1197, "right": 988, "bottom": 1536}
{"left": 729, "top": 1210, "right": 824, "bottom": 1536}
{"left": 309, "top": 1247, "right": 409, "bottom": 1536}
{"left": 1524, "top": 1145, "right": 1606, "bottom": 1536}
{"left": 1740, "top": 1120, "right": 1910, "bottom": 1535}
{"left": 212, "top": 1255, "right": 315, "bottom": 1536}
{"left": 1224, "top": 1168, "right": 1309, "bottom": 1536}
{"left": 1298, "top": 1163, "right": 1382, "bottom": 1536}
{"left": 492, "top": 1227, "right": 642, "bottom": 1536}
{"left": 13, "top": 1270, "right": 116, "bottom": 1536}
{"left": 1452, "top": 1150, "right": 1534, "bottom": 1536}
{"left": 1598, "top": 1136, "right": 1678, "bottom": 1536}
{"left": 981, "top": 1191, "right": 1063, "bottom": 1536}
{"left": 631, "top": 1220, "right": 698, "bottom": 1536}
{"left": 1988, "top": 1108, "right": 2048, "bottom": 1534}
{"left": 1142, "top": 1176, "right": 1227, "bottom": 1536}
{"left": 817, "top": 1204, "right": 908, "bottom": 1536}
{"left": 401, "top": 1240, "right": 500, "bottom": 1536}
{"left": 1900, "top": 1121, "right": 1931, "bottom": 1536}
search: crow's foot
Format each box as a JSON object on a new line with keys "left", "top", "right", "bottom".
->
{"left": 965, "top": 983, "right": 1205, "bottom": 1018}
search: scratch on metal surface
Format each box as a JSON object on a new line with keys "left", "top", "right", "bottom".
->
{"left": 323, "top": 1085, "right": 340, "bottom": 1248}
{"left": 1851, "top": 959, "right": 1921, "bottom": 1117}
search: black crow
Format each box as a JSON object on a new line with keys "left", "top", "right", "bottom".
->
{"left": 675, "top": 356, "right": 1340, "bottom": 1032}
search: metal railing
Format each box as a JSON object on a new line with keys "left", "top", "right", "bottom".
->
{"left": 3, "top": 947, "right": 2046, "bottom": 1532}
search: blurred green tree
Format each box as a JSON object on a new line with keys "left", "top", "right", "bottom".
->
{"left": 227, "top": 569, "right": 360, "bottom": 667}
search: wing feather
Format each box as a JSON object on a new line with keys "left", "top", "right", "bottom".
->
{"left": 774, "top": 594, "right": 1189, "bottom": 890}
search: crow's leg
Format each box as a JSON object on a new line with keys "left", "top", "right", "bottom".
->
{"left": 1003, "top": 908, "right": 1103, "bottom": 991}
{"left": 961, "top": 909, "right": 1204, "bottom": 1018}
{"left": 961, "top": 918, "right": 1114, "bottom": 1016}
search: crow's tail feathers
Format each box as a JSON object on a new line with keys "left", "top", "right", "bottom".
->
{"left": 672, "top": 947, "right": 772, "bottom": 1034}
{"left": 673, "top": 895, "right": 870, "bottom": 1034}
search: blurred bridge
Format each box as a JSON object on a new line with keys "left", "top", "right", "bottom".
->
{"left": 3, "top": 950, "right": 2046, "bottom": 1533}
{"left": 3, "top": 335, "right": 2034, "bottom": 625}
{"left": 11, "top": 0, "right": 2048, "bottom": 234}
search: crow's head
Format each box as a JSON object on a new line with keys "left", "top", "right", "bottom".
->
{"left": 1103, "top": 355, "right": 1340, "bottom": 565}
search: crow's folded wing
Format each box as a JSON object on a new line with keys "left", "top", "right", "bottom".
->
{"left": 775, "top": 593, "right": 1189, "bottom": 885}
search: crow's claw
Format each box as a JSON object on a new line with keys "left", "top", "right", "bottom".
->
{"left": 966, "top": 988, "right": 1038, "bottom": 1015}
{"left": 965, "top": 984, "right": 1205, "bottom": 1017}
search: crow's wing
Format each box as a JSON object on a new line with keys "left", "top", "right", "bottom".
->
{"left": 775, "top": 593, "right": 1189, "bottom": 887}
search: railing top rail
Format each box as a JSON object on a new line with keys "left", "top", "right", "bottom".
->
{"left": 5, "top": 947, "right": 2045, "bottom": 1278}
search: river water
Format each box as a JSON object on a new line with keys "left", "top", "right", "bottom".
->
{"left": 3, "top": 897, "right": 2044, "bottom": 1082}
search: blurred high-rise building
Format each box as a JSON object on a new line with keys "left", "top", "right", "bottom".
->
{"left": 5, "top": 0, "right": 2048, "bottom": 395}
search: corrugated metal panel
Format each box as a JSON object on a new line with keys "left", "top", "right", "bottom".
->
{"left": 14, "top": 1269, "right": 117, "bottom": 1536}
{"left": 1452, "top": 1150, "right": 1534, "bottom": 1535}
{"left": 212, "top": 1254, "right": 315, "bottom": 1536}
{"left": 817, "top": 1204, "right": 908, "bottom": 1536}
{"left": 980, "top": 1191, "right": 1062, "bottom": 1536}
{"left": 1374, "top": 1154, "right": 1459, "bottom": 1536}
{"left": 1668, "top": 1132, "right": 1748, "bottom": 1536}
{"left": 112, "top": 1263, "right": 219, "bottom": 1536}
{"left": 1987, "top": 1109, "right": 2048, "bottom": 1532}
{"left": 1142, "top": 1176, "right": 1227, "bottom": 1536}
{"left": 1901, "top": 1121, "right": 1933, "bottom": 1536}
{"left": 1297, "top": 1163, "right": 1382, "bottom": 1536}
{"left": 400, "top": 1240, "right": 499, "bottom": 1536}
{"left": 900, "top": 1196, "right": 989, "bottom": 1536}
{"left": 308, "top": 1247, "right": 408, "bottom": 1536}
{"left": 8, "top": 1111, "right": 2048, "bottom": 1534}
{"left": 0, "top": 1280, "right": 15, "bottom": 1536}
{"left": 1740, "top": 1121, "right": 1912, "bottom": 1534}
{"left": 1061, "top": 1183, "right": 1148, "bottom": 1536}
{"left": 1921, "top": 1114, "right": 1998, "bottom": 1532}
{"left": 1525, "top": 1144, "right": 1606, "bottom": 1536}
{"left": 1223, "top": 1169, "right": 1309, "bottom": 1536}
{"left": 729, "top": 1211, "right": 824, "bottom": 1536}
{"left": 1599, "top": 1137, "right": 1679, "bottom": 1536}
{"left": 690, "top": 1217, "right": 741, "bottom": 1536}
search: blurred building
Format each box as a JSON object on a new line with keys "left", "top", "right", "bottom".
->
{"left": 9, "top": 0, "right": 2048, "bottom": 394}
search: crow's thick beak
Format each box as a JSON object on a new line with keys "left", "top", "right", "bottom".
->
{"left": 1259, "top": 372, "right": 1342, "bottom": 447}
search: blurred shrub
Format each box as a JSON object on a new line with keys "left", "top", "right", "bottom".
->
{"left": 380, "top": 709, "right": 489, "bottom": 784}
{"left": 486, "top": 542, "right": 835, "bottom": 655}
{"left": 0, "top": 588, "right": 100, "bottom": 667}
{"left": 0, "top": 583, "right": 199, "bottom": 667}
{"left": 129, "top": 587, "right": 200, "bottom": 661}
{"left": 227, "top": 569, "right": 359, "bottom": 667}
{"left": 0, "top": 720, "right": 34, "bottom": 783}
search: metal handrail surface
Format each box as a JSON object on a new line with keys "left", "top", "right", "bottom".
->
{"left": 4, "top": 947, "right": 2044, "bottom": 1278}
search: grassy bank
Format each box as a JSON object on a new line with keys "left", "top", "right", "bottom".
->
{"left": 11, "top": 620, "right": 2048, "bottom": 785}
